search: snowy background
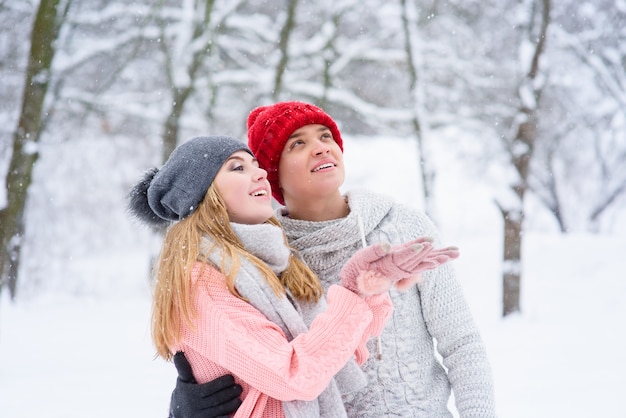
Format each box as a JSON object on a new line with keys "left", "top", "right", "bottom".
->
{"left": 1, "top": 135, "right": 625, "bottom": 417}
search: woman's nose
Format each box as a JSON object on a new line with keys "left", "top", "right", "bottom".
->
{"left": 255, "top": 167, "right": 268, "bottom": 180}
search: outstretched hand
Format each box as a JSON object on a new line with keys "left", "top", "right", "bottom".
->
{"left": 340, "top": 238, "right": 459, "bottom": 296}
{"left": 393, "top": 240, "right": 460, "bottom": 291}
{"left": 169, "top": 352, "right": 243, "bottom": 418}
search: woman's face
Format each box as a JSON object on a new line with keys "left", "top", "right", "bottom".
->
{"left": 214, "top": 150, "right": 274, "bottom": 224}
{"left": 277, "top": 124, "right": 345, "bottom": 203}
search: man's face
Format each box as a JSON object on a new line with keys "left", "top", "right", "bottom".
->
{"left": 277, "top": 124, "right": 345, "bottom": 204}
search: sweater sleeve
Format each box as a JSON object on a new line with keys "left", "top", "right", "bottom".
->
{"left": 407, "top": 211, "right": 496, "bottom": 417}
{"left": 185, "top": 265, "right": 375, "bottom": 402}
{"left": 353, "top": 293, "right": 393, "bottom": 364}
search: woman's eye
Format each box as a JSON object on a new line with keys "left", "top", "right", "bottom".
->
{"left": 232, "top": 164, "right": 244, "bottom": 171}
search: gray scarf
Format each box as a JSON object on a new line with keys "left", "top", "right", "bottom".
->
{"left": 199, "top": 223, "right": 366, "bottom": 418}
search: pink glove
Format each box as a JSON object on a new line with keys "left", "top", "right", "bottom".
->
{"left": 340, "top": 238, "right": 459, "bottom": 296}
{"left": 394, "top": 244, "right": 460, "bottom": 291}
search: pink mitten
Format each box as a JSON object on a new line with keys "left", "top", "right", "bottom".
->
{"left": 340, "top": 238, "right": 460, "bottom": 296}
{"left": 369, "top": 237, "right": 436, "bottom": 277}
{"left": 340, "top": 242, "right": 393, "bottom": 295}
{"left": 394, "top": 245, "right": 460, "bottom": 291}
{"left": 340, "top": 238, "right": 436, "bottom": 296}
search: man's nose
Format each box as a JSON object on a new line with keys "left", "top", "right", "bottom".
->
{"left": 313, "top": 142, "right": 330, "bottom": 155}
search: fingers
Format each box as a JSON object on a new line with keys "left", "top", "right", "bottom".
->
{"left": 341, "top": 242, "right": 408, "bottom": 294}
{"left": 406, "top": 236, "right": 434, "bottom": 245}
{"left": 389, "top": 242, "right": 434, "bottom": 272}
{"left": 425, "top": 246, "right": 460, "bottom": 264}
{"left": 211, "top": 397, "right": 243, "bottom": 416}
{"left": 437, "top": 246, "right": 460, "bottom": 259}
{"left": 341, "top": 243, "right": 390, "bottom": 276}
{"left": 198, "top": 376, "right": 243, "bottom": 408}
{"left": 203, "top": 396, "right": 243, "bottom": 416}
{"left": 409, "top": 246, "right": 461, "bottom": 273}
{"left": 173, "top": 351, "right": 196, "bottom": 383}
{"left": 345, "top": 239, "right": 455, "bottom": 278}
{"left": 343, "top": 238, "right": 459, "bottom": 295}
{"left": 361, "top": 242, "right": 392, "bottom": 261}
{"left": 370, "top": 241, "right": 434, "bottom": 276}
{"left": 393, "top": 247, "right": 459, "bottom": 292}
{"left": 376, "top": 241, "right": 459, "bottom": 278}
{"left": 342, "top": 242, "right": 392, "bottom": 275}
{"left": 200, "top": 375, "right": 241, "bottom": 398}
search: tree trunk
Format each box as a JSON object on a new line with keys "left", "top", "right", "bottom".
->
{"left": 0, "top": 0, "right": 64, "bottom": 299}
{"left": 319, "top": 7, "right": 343, "bottom": 109}
{"left": 499, "top": 0, "right": 551, "bottom": 317}
{"left": 161, "top": 88, "right": 193, "bottom": 163}
{"left": 400, "top": 0, "right": 432, "bottom": 216}
{"left": 501, "top": 208, "right": 523, "bottom": 316}
{"left": 159, "top": 0, "right": 216, "bottom": 163}
{"left": 272, "top": 0, "right": 298, "bottom": 101}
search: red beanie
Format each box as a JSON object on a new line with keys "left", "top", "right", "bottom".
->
{"left": 247, "top": 101, "right": 344, "bottom": 205}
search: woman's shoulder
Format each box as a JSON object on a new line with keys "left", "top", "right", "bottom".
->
{"left": 190, "top": 261, "right": 231, "bottom": 296}
{"left": 191, "top": 260, "right": 223, "bottom": 281}
{"left": 191, "top": 261, "right": 257, "bottom": 310}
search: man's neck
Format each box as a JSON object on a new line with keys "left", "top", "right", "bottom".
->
{"left": 284, "top": 192, "right": 349, "bottom": 221}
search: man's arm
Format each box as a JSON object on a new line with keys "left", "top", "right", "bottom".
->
{"left": 169, "top": 352, "right": 242, "bottom": 418}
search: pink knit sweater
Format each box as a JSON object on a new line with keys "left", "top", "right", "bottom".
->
{"left": 174, "top": 262, "right": 392, "bottom": 418}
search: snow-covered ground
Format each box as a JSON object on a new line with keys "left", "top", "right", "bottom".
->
{"left": 1, "top": 136, "right": 624, "bottom": 417}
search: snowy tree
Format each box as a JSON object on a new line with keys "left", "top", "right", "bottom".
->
{"left": 0, "top": 0, "right": 72, "bottom": 298}
{"left": 2, "top": 0, "right": 623, "bottom": 307}
{"left": 496, "top": 0, "right": 551, "bottom": 316}
{"left": 442, "top": 0, "right": 553, "bottom": 316}
{"left": 530, "top": 0, "right": 626, "bottom": 233}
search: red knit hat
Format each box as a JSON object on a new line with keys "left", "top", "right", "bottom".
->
{"left": 247, "top": 101, "right": 344, "bottom": 205}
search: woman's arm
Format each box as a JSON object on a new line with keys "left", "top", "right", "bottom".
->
{"left": 354, "top": 293, "right": 393, "bottom": 364}
{"left": 186, "top": 266, "right": 376, "bottom": 401}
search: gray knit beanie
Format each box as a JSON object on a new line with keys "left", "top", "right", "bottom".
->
{"left": 128, "top": 135, "right": 252, "bottom": 227}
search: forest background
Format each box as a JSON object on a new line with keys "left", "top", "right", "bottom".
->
{"left": 0, "top": 0, "right": 625, "bottom": 417}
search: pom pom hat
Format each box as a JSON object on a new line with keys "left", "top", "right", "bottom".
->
{"left": 128, "top": 135, "right": 252, "bottom": 227}
{"left": 247, "top": 101, "right": 344, "bottom": 205}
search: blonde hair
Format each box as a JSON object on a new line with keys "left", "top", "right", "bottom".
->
{"left": 151, "top": 183, "right": 323, "bottom": 360}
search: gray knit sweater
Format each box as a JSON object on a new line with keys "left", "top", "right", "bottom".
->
{"left": 276, "top": 190, "right": 496, "bottom": 417}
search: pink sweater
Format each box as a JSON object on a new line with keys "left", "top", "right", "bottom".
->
{"left": 174, "top": 262, "right": 392, "bottom": 418}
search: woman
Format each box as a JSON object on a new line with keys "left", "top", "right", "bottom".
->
{"left": 129, "top": 135, "right": 458, "bottom": 417}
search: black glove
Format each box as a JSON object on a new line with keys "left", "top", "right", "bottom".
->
{"left": 169, "top": 352, "right": 243, "bottom": 418}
